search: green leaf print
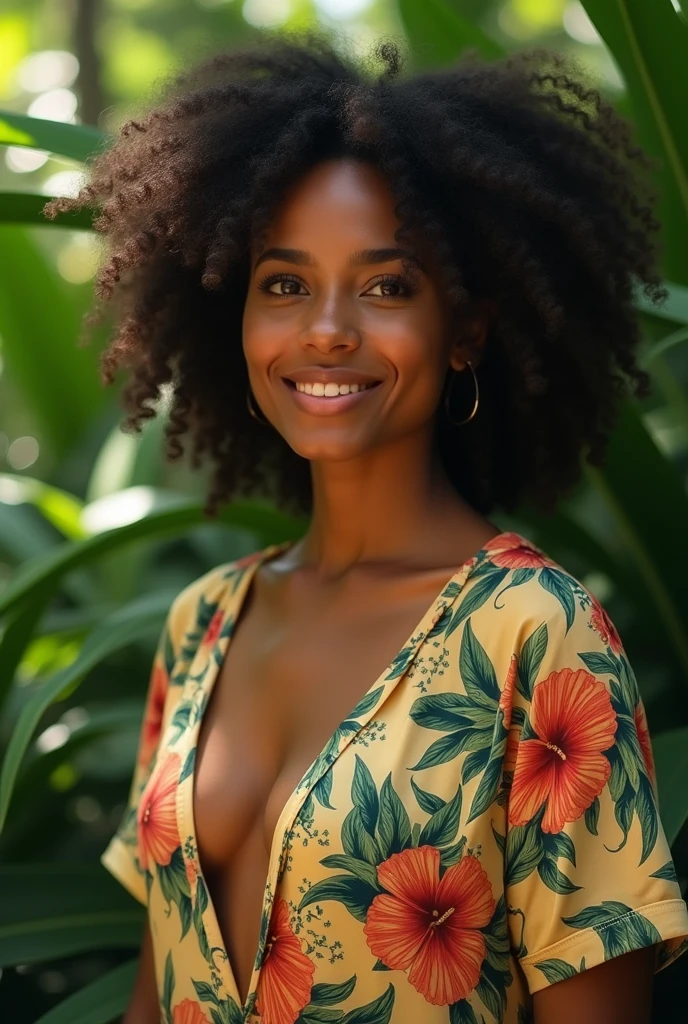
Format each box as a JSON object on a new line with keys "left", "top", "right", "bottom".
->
{"left": 539, "top": 568, "right": 576, "bottom": 631}
{"left": 376, "top": 774, "right": 412, "bottom": 858}
{"left": 410, "top": 776, "right": 446, "bottom": 814}
{"left": 462, "top": 745, "right": 490, "bottom": 784}
{"left": 298, "top": 874, "right": 379, "bottom": 922}
{"left": 505, "top": 810, "right": 544, "bottom": 886}
{"left": 562, "top": 901, "right": 662, "bottom": 960}
{"left": 418, "top": 780, "right": 462, "bottom": 846}
{"left": 459, "top": 618, "right": 501, "bottom": 705}
{"left": 161, "top": 951, "right": 174, "bottom": 1024}
{"left": 342, "top": 805, "right": 379, "bottom": 864}
{"left": 543, "top": 830, "right": 576, "bottom": 866}
{"left": 298, "top": 1007, "right": 345, "bottom": 1024}
{"left": 410, "top": 731, "right": 472, "bottom": 772}
{"left": 534, "top": 958, "right": 578, "bottom": 983}
{"left": 439, "top": 836, "right": 467, "bottom": 867}
{"left": 313, "top": 771, "right": 335, "bottom": 810}
{"left": 448, "top": 999, "right": 480, "bottom": 1024}
{"left": 339, "top": 983, "right": 395, "bottom": 1024}
{"left": 445, "top": 567, "right": 510, "bottom": 640}
{"left": 193, "top": 875, "right": 211, "bottom": 962}
{"left": 515, "top": 622, "right": 548, "bottom": 703}
{"left": 192, "top": 980, "right": 220, "bottom": 1004}
{"left": 585, "top": 796, "right": 600, "bottom": 836}
{"left": 537, "top": 855, "right": 582, "bottom": 895}
{"left": 352, "top": 755, "right": 379, "bottom": 836}
{"left": 635, "top": 773, "right": 659, "bottom": 865}
{"left": 466, "top": 732, "right": 507, "bottom": 823}
{"left": 320, "top": 853, "right": 380, "bottom": 889}
{"left": 157, "top": 847, "right": 192, "bottom": 939}
{"left": 350, "top": 685, "right": 385, "bottom": 719}
{"left": 310, "top": 975, "right": 357, "bottom": 1005}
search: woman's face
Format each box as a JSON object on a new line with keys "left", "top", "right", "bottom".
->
{"left": 242, "top": 157, "right": 463, "bottom": 462}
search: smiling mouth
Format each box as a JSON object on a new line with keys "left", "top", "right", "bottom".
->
{"left": 284, "top": 380, "right": 382, "bottom": 396}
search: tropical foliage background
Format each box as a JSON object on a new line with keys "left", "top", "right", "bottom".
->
{"left": 0, "top": 0, "right": 687, "bottom": 1021}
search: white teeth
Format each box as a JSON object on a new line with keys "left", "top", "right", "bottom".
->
{"left": 295, "top": 381, "right": 374, "bottom": 396}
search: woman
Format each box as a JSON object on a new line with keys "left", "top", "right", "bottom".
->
{"left": 46, "top": 33, "right": 688, "bottom": 1024}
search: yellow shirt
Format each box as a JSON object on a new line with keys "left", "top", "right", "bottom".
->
{"left": 101, "top": 530, "right": 688, "bottom": 1024}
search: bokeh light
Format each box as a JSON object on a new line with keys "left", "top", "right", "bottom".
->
{"left": 242, "top": 0, "right": 292, "bottom": 29}
{"left": 27, "top": 87, "right": 78, "bottom": 122}
{"left": 16, "top": 50, "right": 79, "bottom": 92}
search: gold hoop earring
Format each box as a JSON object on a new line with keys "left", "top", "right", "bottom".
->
{"left": 246, "top": 386, "right": 270, "bottom": 426}
{"left": 444, "top": 361, "right": 479, "bottom": 426}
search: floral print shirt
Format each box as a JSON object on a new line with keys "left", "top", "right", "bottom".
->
{"left": 101, "top": 530, "right": 688, "bottom": 1024}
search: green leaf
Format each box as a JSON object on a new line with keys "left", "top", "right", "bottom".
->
{"left": 635, "top": 773, "right": 659, "bottom": 866}
{"left": 581, "top": 794, "right": 597, "bottom": 835}
{"left": 340, "top": 984, "right": 395, "bottom": 1024}
{"left": 32, "top": 959, "right": 138, "bottom": 1024}
{"left": 466, "top": 734, "right": 506, "bottom": 823}
{"left": 579, "top": 2, "right": 688, "bottom": 284}
{"left": 0, "top": 589, "right": 174, "bottom": 832}
{"left": 418, "top": 781, "right": 462, "bottom": 847}
{"left": 0, "top": 111, "right": 106, "bottom": 163}
{"left": 409, "top": 692, "right": 471, "bottom": 732}
{"left": 652, "top": 727, "right": 688, "bottom": 845}
{"left": 533, "top": 958, "right": 578, "bottom": 984}
{"left": 350, "top": 685, "right": 385, "bottom": 720}
{"left": 563, "top": 900, "right": 662, "bottom": 960}
{"left": 310, "top": 975, "right": 357, "bottom": 1006}
{"left": 410, "top": 776, "right": 446, "bottom": 815}
{"left": 163, "top": 952, "right": 175, "bottom": 1023}
{"left": 0, "top": 498, "right": 304, "bottom": 618}
{"left": 537, "top": 856, "right": 582, "bottom": 896}
{"left": 319, "top": 855, "right": 380, "bottom": 890}
{"left": 398, "top": 0, "right": 503, "bottom": 69}
{"left": 376, "top": 774, "right": 412, "bottom": 859}
{"left": 0, "top": 864, "right": 144, "bottom": 965}
{"left": 516, "top": 622, "right": 548, "bottom": 702}
{"left": 351, "top": 755, "right": 379, "bottom": 836}
{"left": 297, "top": 876, "right": 378, "bottom": 924}
{"left": 449, "top": 999, "right": 479, "bottom": 1024}
{"left": 0, "top": 191, "right": 95, "bottom": 230}
{"left": 649, "top": 861, "right": 678, "bottom": 883}
{"left": 505, "top": 813, "right": 544, "bottom": 887}
{"left": 341, "top": 806, "right": 379, "bottom": 865}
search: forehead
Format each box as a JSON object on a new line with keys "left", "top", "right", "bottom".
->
{"left": 261, "top": 158, "right": 401, "bottom": 245}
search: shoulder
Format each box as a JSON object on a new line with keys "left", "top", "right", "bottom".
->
{"left": 472, "top": 530, "right": 619, "bottom": 649}
{"left": 164, "top": 545, "right": 273, "bottom": 646}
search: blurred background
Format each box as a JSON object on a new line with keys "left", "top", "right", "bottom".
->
{"left": 0, "top": 1, "right": 687, "bottom": 1021}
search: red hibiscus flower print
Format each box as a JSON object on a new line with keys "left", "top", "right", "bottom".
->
{"left": 634, "top": 704, "right": 655, "bottom": 782}
{"left": 364, "top": 846, "right": 495, "bottom": 1006}
{"left": 172, "top": 999, "right": 209, "bottom": 1024}
{"left": 138, "top": 663, "right": 168, "bottom": 770}
{"left": 508, "top": 668, "right": 617, "bottom": 833}
{"left": 588, "top": 596, "right": 623, "bottom": 654}
{"left": 137, "top": 752, "right": 182, "bottom": 871}
{"left": 499, "top": 653, "right": 519, "bottom": 730}
{"left": 202, "top": 609, "right": 224, "bottom": 647}
{"left": 486, "top": 532, "right": 555, "bottom": 570}
{"left": 255, "top": 900, "right": 315, "bottom": 1024}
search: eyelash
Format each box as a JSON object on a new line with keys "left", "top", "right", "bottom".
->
{"left": 256, "top": 272, "right": 417, "bottom": 299}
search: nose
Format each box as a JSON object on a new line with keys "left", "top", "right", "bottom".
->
{"left": 300, "top": 289, "right": 361, "bottom": 353}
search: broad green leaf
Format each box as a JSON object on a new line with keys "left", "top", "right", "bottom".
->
{"left": 580, "top": 2, "right": 688, "bottom": 284}
{"left": 0, "top": 191, "right": 95, "bottom": 230}
{"left": 0, "top": 111, "right": 106, "bottom": 163}
{"left": 634, "top": 280, "right": 688, "bottom": 324}
{"left": 398, "top": 0, "right": 503, "bottom": 68}
{"left": 0, "top": 498, "right": 305, "bottom": 618}
{"left": 652, "top": 727, "right": 688, "bottom": 845}
{"left": 34, "top": 959, "right": 138, "bottom": 1024}
{"left": 584, "top": 400, "right": 688, "bottom": 678}
{"left": 0, "top": 226, "right": 103, "bottom": 456}
{"left": 0, "top": 589, "right": 174, "bottom": 832}
{"left": 0, "top": 864, "right": 143, "bottom": 964}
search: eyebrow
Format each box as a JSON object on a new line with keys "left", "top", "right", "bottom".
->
{"left": 253, "top": 246, "right": 424, "bottom": 272}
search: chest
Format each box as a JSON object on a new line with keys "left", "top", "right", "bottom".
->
{"left": 192, "top": 568, "right": 452, "bottom": 869}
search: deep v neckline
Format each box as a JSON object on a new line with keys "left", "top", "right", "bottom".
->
{"left": 176, "top": 531, "right": 518, "bottom": 1018}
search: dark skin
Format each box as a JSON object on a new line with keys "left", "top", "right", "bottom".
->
{"left": 123, "top": 159, "right": 655, "bottom": 1023}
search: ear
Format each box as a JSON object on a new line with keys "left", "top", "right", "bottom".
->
{"left": 448, "top": 297, "right": 497, "bottom": 372}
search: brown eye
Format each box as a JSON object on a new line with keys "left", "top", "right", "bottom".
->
{"left": 257, "top": 274, "right": 307, "bottom": 297}
{"left": 364, "top": 275, "right": 416, "bottom": 299}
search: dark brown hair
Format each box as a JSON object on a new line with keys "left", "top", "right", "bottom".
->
{"left": 44, "top": 32, "right": 665, "bottom": 520}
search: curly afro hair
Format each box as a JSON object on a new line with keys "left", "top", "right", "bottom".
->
{"left": 44, "top": 31, "right": 665, "bottom": 521}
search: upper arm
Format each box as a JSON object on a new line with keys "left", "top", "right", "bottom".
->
{"left": 122, "top": 917, "right": 160, "bottom": 1024}
{"left": 533, "top": 944, "right": 655, "bottom": 1024}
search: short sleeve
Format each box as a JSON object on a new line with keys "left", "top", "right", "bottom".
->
{"left": 502, "top": 586, "right": 688, "bottom": 993}
{"left": 100, "top": 597, "right": 179, "bottom": 906}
